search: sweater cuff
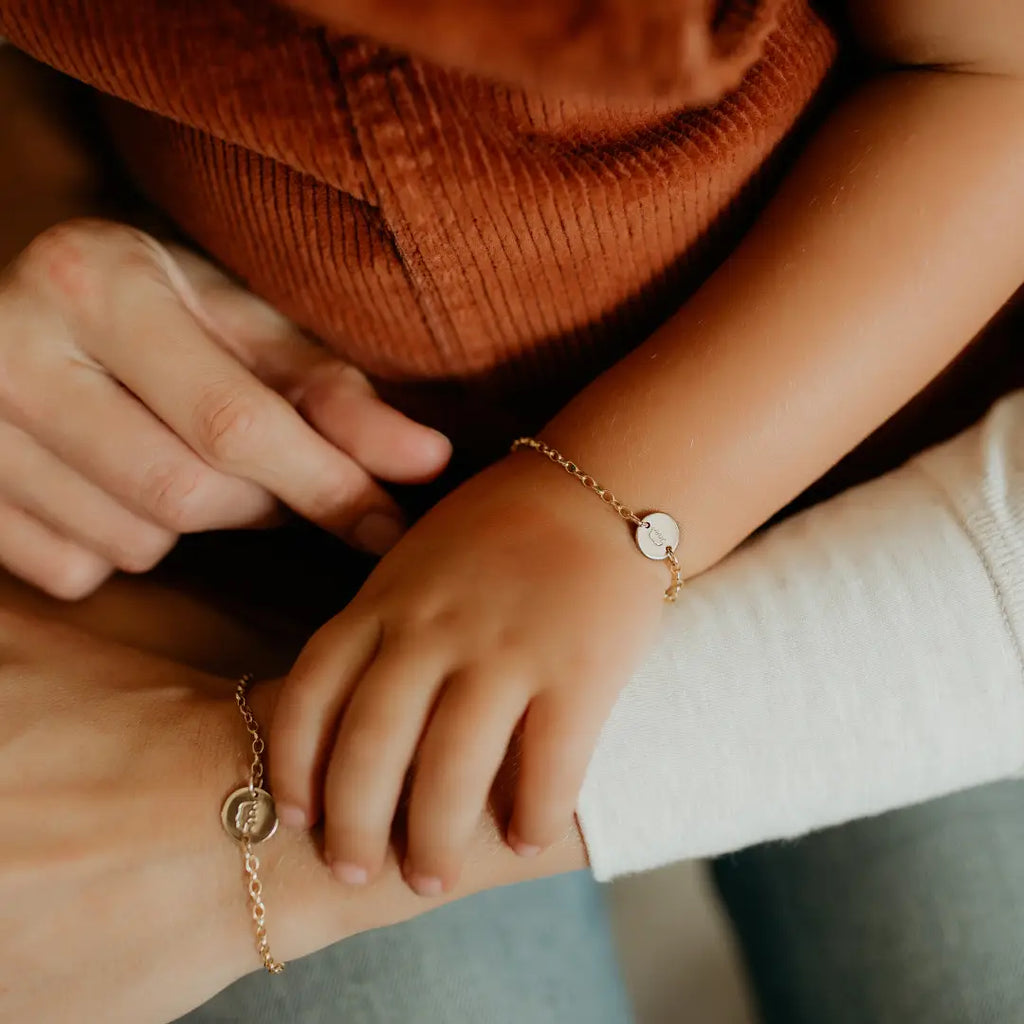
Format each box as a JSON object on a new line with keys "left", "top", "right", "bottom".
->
{"left": 578, "top": 393, "right": 1024, "bottom": 881}
{"left": 916, "top": 395, "right": 1024, "bottom": 670}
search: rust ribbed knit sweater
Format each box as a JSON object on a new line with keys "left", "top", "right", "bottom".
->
{"left": 1, "top": 0, "right": 837, "bottom": 460}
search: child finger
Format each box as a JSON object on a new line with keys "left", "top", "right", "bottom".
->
{"left": 403, "top": 670, "right": 529, "bottom": 896}
{"left": 268, "top": 615, "right": 382, "bottom": 827}
{"left": 507, "top": 692, "right": 605, "bottom": 855}
{"left": 322, "top": 640, "right": 449, "bottom": 885}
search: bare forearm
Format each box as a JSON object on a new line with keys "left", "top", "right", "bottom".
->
{"left": 0, "top": 565, "right": 585, "bottom": 968}
{"left": 0, "top": 590, "right": 586, "bottom": 1024}
{"left": 543, "top": 69, "right": 1024, "bottom": 577}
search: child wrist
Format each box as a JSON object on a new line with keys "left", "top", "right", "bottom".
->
{"left": 510, "top": 437, "right": 684, "bottom": 602}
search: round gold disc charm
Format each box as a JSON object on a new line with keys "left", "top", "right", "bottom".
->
{"left": 635, "top": 512, "right": 680, "bottom": 561}
{"left": 221, "top": 787, "right": 279, "bottom": 844}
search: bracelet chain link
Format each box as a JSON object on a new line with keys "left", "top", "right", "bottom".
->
{"left": 225, "top": 674, "right": 285, "bottom": 975}
{"left": 511, "top": 437, "right": 684, "bottom": 602}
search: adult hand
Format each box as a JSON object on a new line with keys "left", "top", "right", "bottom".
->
{"left": 0, "top": 598, "right": 583, "bottom": 1024}
{"left": 0, "top": 219, "right": 451, "bottom": 598}
{"left": 0, "top": 607, "right": 258, "bottom": 1023}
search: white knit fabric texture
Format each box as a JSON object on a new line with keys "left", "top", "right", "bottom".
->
{"left": 577, "top": 392, "right": 1024, "bottom": 881}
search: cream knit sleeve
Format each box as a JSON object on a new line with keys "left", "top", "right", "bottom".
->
{"left": 577, "top": 391, "right": 1024, "bottom": 880}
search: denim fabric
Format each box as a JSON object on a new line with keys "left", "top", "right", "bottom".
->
{"left": 715, "top": 779, "right": 1024, "bottom": 1024}
{"left": 178, "top": 871, "right": 633, "bottom": 1023}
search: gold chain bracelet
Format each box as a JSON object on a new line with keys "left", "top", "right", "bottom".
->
{"left": 221, "top": 674, "right": 286, "bottom": 975}
{"left": 511, "top": 437, "right": 684, "bottom": 601}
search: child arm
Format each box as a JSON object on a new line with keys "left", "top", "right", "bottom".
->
{"left": 271, "top": 0, "right": 1024, "bottom": 895}
{"left": 544, "top": 1, "right": 1024, "bottom": 582}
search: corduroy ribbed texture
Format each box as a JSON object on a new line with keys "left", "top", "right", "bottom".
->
{"left": 0, "top": 0, "right": 837, "bottom": 458}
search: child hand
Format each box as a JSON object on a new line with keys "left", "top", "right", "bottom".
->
{"left": 270, "top": 453, "right": 669, "bottom": 895}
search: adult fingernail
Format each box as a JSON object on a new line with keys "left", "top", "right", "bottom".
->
{"left": 331, "top": 861, "right": 368, "bottom": 886}
{"left": 353, "top": 511, "right": 405, "bottom": 555}
{"left": 277, "top": 803, "right": 308, "bottom": 829}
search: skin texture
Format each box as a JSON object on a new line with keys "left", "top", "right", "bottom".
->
{"left": 0, "top": 3, "right": 1022, "bottom": 1020}
{"left": 2, "top": 0, "right": 1022, "bottom": 929}
{"left": 0, "top": 568, "right": 586, "bottom": 1024}
{"left": 0, "top": 47, "right": 452, "bottom": 597}
{"left": 0, "top": 221, "right": 453, "bottom": 596}
{"left": 273, "top": 454, "right": 665, "bottom": 891}
{"left": 271, "top": 5, "right": 1024, "bottom": 894}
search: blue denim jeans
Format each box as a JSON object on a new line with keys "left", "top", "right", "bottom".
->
{"left": 177, "top": 871, "right": 633, "bottom": 1023}
{"left": 714, "top": 778, "right": 1024, "bottom": 1024}
{"left": 182, "top": 778, "right": 1024, "bottom": 1023}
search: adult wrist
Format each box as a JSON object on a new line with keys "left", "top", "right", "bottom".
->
{"left": 233, "top": 676, "right": 590, "bottom": 966}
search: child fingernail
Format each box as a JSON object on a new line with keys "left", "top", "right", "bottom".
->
{"left": 406, "top": 872, "right": 444, "bottom": 897}
{"left": 508, "top": 832, "right": 541, "bottom": 858}
{"left": 277, "top": 803, "right": 307, "bottom": 829}
{"left": 331, "top": 861, "right": 368, "bottom": 885}
{"left": 353, "top": 511, "right": 405, "bottom": 555}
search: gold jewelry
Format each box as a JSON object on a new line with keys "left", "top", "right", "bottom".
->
{"left": 511, "top": 437, "right": 684, "bottom": 601}
{"left": 221, "top": 674, "right": 286, "bottom": 974}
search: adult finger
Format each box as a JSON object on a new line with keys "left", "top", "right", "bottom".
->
{"left": 93, "top": 268, "right": 406, "bottom": 551}
{"left": 0, "top": 331, "right": 277, "bottom": 534}
{"left": 0, "top": 497, "right": 112, "bottom": 600}
{"left": 164, "top": 247, "right": 452, "bottom": 485}
{"left": 297, "top": 365, "right": 452, "bottom": 485}
{"left": 0, "top": 421, "right": 176, "bottom": 572}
